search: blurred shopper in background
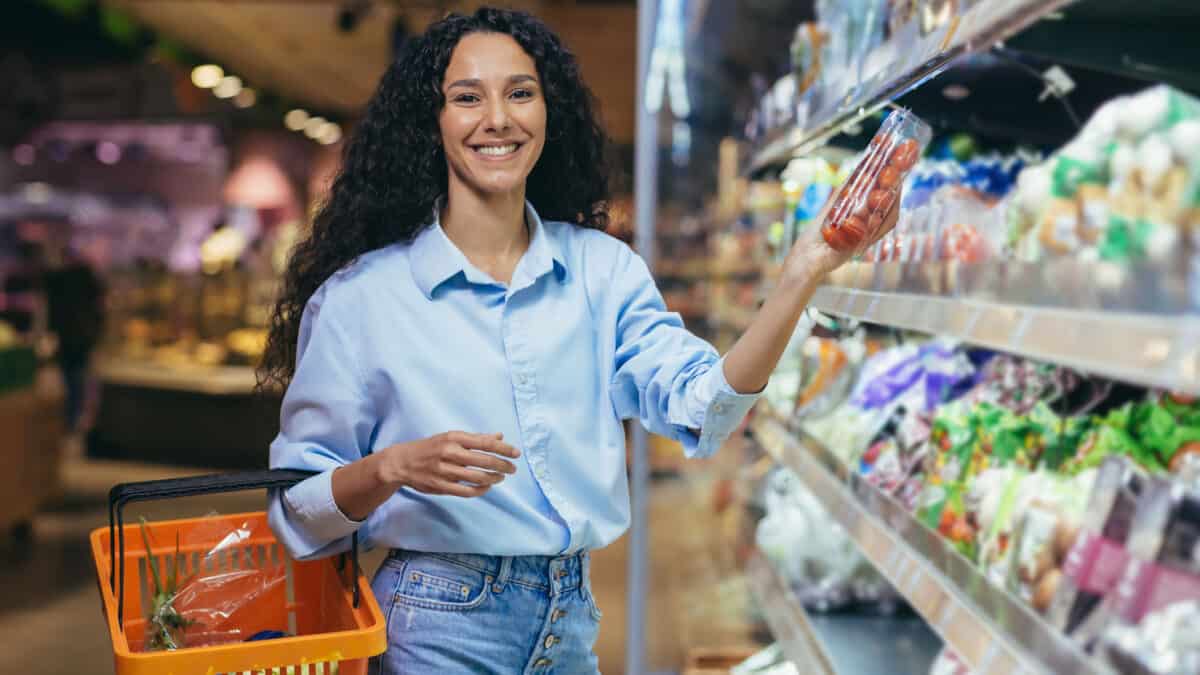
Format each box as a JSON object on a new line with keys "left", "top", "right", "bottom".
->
{"left": 44, "top": 246, "right": 105, "bottom": 432}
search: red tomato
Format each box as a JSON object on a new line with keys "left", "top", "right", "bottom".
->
{"left": 889, "top": 139, "right": 920, "bottom": 171}
{"left": 877, "top": 165, "right": 902, "bottom": 189}
{"left": 870, "top": 131, "right": 894, "bottom": 149}
{"left": 944, "top": 223, "right": 987, "bottom": 263}
{"left": 866, "top": 188, "right": 896, "bottom": 213}
{"left": 822, "top": 213, "right": 868, "bottom": 252}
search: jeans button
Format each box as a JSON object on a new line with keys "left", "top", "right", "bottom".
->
{"left": 535, "top": 658, "right": 552, "bottom": 668}
{"left": 552, "top": 609, "right": 566, "bottom": 622}
{"left": 543, "top": 635, "right": 557, "bottom": 649}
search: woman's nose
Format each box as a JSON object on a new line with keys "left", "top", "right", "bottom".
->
{"left": 484, "top": 99, "right": 511, "bottom": 132}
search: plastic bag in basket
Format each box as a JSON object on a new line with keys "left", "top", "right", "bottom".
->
{"left": 137, "top": 514, "right": 288, "bottom": 652}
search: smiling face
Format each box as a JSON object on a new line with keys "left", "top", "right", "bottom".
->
{"left": 439, "top": 32, "right": 547, "bottom": 200}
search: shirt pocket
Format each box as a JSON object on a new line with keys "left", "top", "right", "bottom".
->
{"left": 393, "top": 555, "right": 491, "bottom": 612}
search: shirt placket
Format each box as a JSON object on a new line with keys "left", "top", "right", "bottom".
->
{"left": 503, "top": 299, "right": 577, "bottom": 549}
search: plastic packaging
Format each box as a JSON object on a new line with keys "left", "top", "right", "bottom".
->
{"left": 822, "top": 109, "right": 932, "bottom": 256}
{"left": 1102, "top": 600, "right": 1200, "bottom": 675}
{"left": 1046, "top": 456, "right": 1146, "bottom": 638}
{"left": 136, "top": 514, "right": 289, "bottom": 652}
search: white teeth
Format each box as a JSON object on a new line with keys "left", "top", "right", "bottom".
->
{"left": 477, "top": 144, "right": 518, "bottom": 157}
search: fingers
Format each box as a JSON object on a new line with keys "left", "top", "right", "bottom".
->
{"left": 866, "top": 190, "right": 903, "bottom": 249}
{"left": 444, "top": 431, "right": 521, "bottom": 459}
{"left": 446, "top": 445, "right": 518, "bottom": 475}
{"left": 430, "top": 479, "right": 491, "bottom": 498}
{"left": 438, "top": 462, "right": 506, "bottom": 487}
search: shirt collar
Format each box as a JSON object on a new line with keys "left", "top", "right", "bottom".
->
{"left": 410, "top": 201, "right": 567, "bottom": 300}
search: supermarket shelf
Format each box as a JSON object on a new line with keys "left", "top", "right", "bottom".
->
{"left": 96, "top": 357, "right": 260, "bottom": 396}
{"left": 748, "top": 552, "right": 943, "bottom": 675}
{"left": 747, "top": 0, "right": 1072, "bottom": 174}
{"left": 710, "top": 306, "right": 757, "bottom": 333}
{"left": 750, "top": 413, "right": 1111, "bottom": 675}
{"left": 655, "top": 261, "right": 763, "bottom": 282}
{"left": 746, "top": 552, "right": 838, "bottom": 675}
{"left": 808, "top": 268, "right": 1200, "bottom": 395}
{"left": 805, "top": 613, "right": 943, "bottom": 675}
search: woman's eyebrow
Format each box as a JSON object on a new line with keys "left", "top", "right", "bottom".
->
{"left": 445, "top": 78, "right": 482, "bottom": 90}
{"left": 445, "top": 74, "right": 538, "bottom": 90}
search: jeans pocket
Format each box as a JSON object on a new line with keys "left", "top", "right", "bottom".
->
{"left": 393, "top": 554, "right": 491, "bottom": 612}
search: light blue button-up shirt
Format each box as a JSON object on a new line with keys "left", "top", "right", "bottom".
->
{"left": 268, "top": 203, "right": 759, "bottom": 560}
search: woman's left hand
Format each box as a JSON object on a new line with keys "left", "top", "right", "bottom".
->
{"left": 780, "top": 192, "right": 902, "bottom": 285}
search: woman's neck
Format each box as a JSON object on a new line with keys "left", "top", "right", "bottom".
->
{"left": 440, "top": 183, "right": 530, "bottom": 285}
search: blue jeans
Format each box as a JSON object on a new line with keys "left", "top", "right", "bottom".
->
{"left": 368, "top": 549, "right": 603, "bottom": 674}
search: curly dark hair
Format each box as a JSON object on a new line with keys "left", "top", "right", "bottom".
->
{"left": 258, "top": 7, "right": 611, "bottom": 391}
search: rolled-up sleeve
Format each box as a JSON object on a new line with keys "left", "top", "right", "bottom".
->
{"left": 608, "top": 247, "right": 760, "bottom": 458}
{"left": 268, "top": 284, "right": 376, "bottom": 560}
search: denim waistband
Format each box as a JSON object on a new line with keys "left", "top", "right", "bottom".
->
{"left": 387, "top": 549, "right": 591, "bottom": 596}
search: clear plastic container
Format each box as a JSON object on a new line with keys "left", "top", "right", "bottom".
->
{"left": 821, "top": 109, "right": 933, "bottom": 256}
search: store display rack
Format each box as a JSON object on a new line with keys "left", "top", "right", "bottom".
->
{"left": 747, "top": 0, "right": 1073, "bottom": 175}
{"left": 96, "top": 357, "right": 260, "bottom": 396}
{"left": 750, "top": 412, "right": 1113, "bottom": 675}
{"left": 746, "top": 552, "right": 839, "bottom": 675}
{"left": 806, "top": 258, "right": 1200, "bottom": 396}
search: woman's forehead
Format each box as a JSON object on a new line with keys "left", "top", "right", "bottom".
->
{"left": 444, "top": 32, "right": 538, "bottom": 85}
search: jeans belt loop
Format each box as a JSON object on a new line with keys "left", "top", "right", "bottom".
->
{"left": 493, "top": 556, "right": 513, "bottom": 593}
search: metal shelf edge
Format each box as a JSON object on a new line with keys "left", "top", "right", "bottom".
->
{"left": 749, "top": 413, "right": 1113, "bottom": 675}
{"left": 746, "top": 552, "right": 838, "bottom": 675}
{"left": 745, "top": 0, "right": 1074, "bottom": 174}
{"left": 809, "top": 285, "right": 1200, "bottom": 395}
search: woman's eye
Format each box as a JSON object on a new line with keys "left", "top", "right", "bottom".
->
{"left": 454, "top": 94, "right": 480, "bottom": 104}
{"left": 511, "top": 89, "right": 535, "bottom": 100}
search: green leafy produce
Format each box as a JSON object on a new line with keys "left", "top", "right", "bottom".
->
{"left": 139, "top": 518, "right": 196, "bottom": 651}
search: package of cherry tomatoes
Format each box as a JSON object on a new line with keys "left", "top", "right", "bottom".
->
{"left": 821, "top": 109, "right": 933, "bottom": 256}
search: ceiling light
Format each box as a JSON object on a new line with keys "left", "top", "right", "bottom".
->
{"left": 942, "top": 84, "right": 971, "bottom": 100}
{"left": 234, "top": 88, "right": 257, "bottom": 108}
{"left": 317, "top": 122, "right": 343, "bottom": 145}
{"left": 96, "top": 141, "right": 121, "bottom": 165}
{"left": 213, "top": 75, "right": 243, "bottom": 99}
{"left": 285, "top": 109, "right": 310, "bottom": 131}
{"left": 304, "top": 116, "right": 327, "bottom": 139}
{"left": 23, "top": 182, "right": 52, "bottom": 205}
{"left": 191, "top": 64, "right": 224, "bottom": 89}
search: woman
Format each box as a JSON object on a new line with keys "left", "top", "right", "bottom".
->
{"left": 261, "top": 8, "right": 899, "bottom": 674}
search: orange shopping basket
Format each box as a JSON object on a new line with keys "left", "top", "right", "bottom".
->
{"left": 90, "top": 470, "right": 386, "bottom": 675}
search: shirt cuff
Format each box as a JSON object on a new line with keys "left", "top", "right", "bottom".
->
{"left": 281, "top": 468, "right": 364, "bottom": 544}
{"left": 679, "top": 356, "right": 762, "bottom": 458}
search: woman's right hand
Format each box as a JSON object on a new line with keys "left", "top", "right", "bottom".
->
{"left": 376, "top": 431, "right": 521, "bottom": 498}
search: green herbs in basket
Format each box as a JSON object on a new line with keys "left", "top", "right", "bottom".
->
{"left": 139, "top": 518, "right": 196, "bottom": 651}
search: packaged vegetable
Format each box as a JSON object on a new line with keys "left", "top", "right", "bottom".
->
{"left": 1047, "top": 457, "right": 1146, "bottom": 638}
{"left": 821, "top": 109, "right": 932, "bottom": 255}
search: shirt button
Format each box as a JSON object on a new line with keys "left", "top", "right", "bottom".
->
{"left": 552, "top": 609, "right": 567, "bottom": 622}
{"left": 544, "top": 635, "right": 557, "bottom": 649}
{"left": 534, "top": 658, "right": 552, "bottom": 668}
{"left": 714, "top": 403, "right": 726, "bottom": 413}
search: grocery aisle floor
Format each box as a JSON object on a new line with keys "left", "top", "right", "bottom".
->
{"left": 0, "top": 439, "right": 757, "bottom": 674}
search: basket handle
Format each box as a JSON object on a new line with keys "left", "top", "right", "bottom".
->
{"left": 107, "top": 469, "right": 363, "bottom": 629}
